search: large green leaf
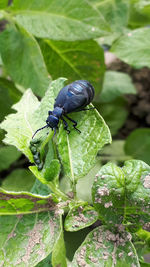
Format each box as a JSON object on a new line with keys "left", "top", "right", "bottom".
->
{"left": 1, "top": 78, "right": 111, "bottom": 184}
{"left": 124, "top": 128, "right": 150, "bottom": 165}
{"left": 39, "top": 39, "right": 105, "bottom": 95}
{"left": 92, "top": 160, "right": 150, "bottom": 226}
{"left": 111, "top": 28, "right": 150, "bottom": 68}
{"left": 71, "top": 226, "right": 140, "bottom": 266}
{"left": 0, "top": 0, "right": 8, "bottom": 9}
{"left": 100, "top": 71, "right": 136, "bottom": 103}
{"left": 9, "top": 0, "right": 111, "bottom": 41}
{"left": 0, "top": 23, "right": 50, "bottom": 97}
{"left": 57, "top": 107, "right": 111, "bottom": 182}
{"left": 0, "top": 212, "right": 62, "bottom": 266}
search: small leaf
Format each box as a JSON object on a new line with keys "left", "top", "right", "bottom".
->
{"left": 71, "top": 226, "right": 140, "bottom": 266}
{"left": 57, "top": 107, "right": 111, "bottom": 181}
{"left": 39, "top": 39, "right": 105, "bottom": 95}
{"left": 10, "top": 0, "right": 111, "bottom": 40}
{"left": 0, "top": 189, "right": 57, "bottom": 215}
{"left": 111, "top": 28, "right": 150, "bottom": 68}
{"left": 0, "top": 23, "right": 50, "bottom": 97}
{"left": 100, "top": 71, "right": 136, "bottom": 103}
{"left": 1, "top": 169, "right": 35, "bottom": 192}
{"left": 0, "top": 212, "right": 62, "bottom": 266}
{"left": 124, "top": 128, "right": 150, "bottom": 165}
{"left": 92, "top": 160, "right": 150, "bottom": 226}
{"left": 64, "top": 205, "right": 98, "bottom": 231}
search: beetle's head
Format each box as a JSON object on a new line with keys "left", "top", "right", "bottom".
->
{"left": 46, "top": 115, "right": 59, "bottom": 129}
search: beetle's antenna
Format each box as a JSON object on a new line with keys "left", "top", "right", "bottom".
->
{"left": 32, "top": 125, "right": 49, "bottom": 139}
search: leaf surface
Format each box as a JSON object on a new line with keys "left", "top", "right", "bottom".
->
{"left": 71, "top": 226, "right": 140, "bottom": 266}
{"left": 111, "top": 28, "right": 150, "bottom": 68}
{"left": 92, "top": 160, "right": 150, "bottom": 226}
{"left": 39, "top": 39, "right": 105, "bottom": 95}
{"left": 0, "top": 23, "right": 50, "bottom": 97}
{"left": 10, "top": 0, "right": 111, "bottom": 40}
{"left": 0, "top": 212, "right": 62, "bottom": 266}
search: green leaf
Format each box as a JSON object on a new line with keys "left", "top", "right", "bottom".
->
{"left": 31, "top": 179, "right": 51, "bottom": 196}
{"left": 57, "top": 107, "right": 111, "bottom": 181}
{"left": 92, "top": 160, "right": 150, "bottom": 226}
{"left": 0, "top": 212, "right": 62, "bottom": 266}
{"left": 101, "top": 140, "right": 132, "bottom": 162}
{"left": 0, "top": 189, "right": 57, "bottom": 215}
{"left": 95, "top": 0, "right": 130, "bottom": 45}
{"left": 64, "top": 205, "right": 98, "bottom": 231}
{"left": 125, "top": 128, "right": 150, "bottom": 165}
{"left": 0, "top": 23, "right": 50, "bottom": 97}
{"left": 95, "top": 98, "right": 128, "bottom": 136}
{"left": 72, "top": 226, "right": 140, "bottom": 266}
{"left": 0, "top": 145, "right": 21, "bottom": 172}
{"left": 10, "top": 0, "right": 111, "bottom": 41}
{"left": 52, "top": 216, "right": 67, "bottom": 267}
{"left": 1, "top": 169, "right": 35, "bottom": 191}
{"left": 0, "top": 78, "right": 21, "bottom": 121}
{"left": 36, "top": 254, "right": 52, "bottom": 267}
{"left": 39, "top": 39, "right": 105, "bottom": 95}
{"left": 100, "top": 71, "right": 136, "bottom": 103}
{"left": 129, "top": 0, "right": 150, "bottom": 27}
{"left": 111, "top": 28, "right": 150, "bottom": 68}
{"left": 0, "top": 0, "right": 8, "bottom": 9}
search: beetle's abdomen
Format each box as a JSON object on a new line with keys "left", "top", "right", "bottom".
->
{"left": 54, "top": 80, "right": 95, "bottom": 114}
{"left": 69, "top": 80, "right": 94, "bottom": 105}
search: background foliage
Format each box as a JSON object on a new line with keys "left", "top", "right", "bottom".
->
{"left": 0, "top": 0, "right": 150, "bottom": 266}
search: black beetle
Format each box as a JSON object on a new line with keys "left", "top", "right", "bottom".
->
{"left": 32, "top": 80, "right": 95, "bottom": 138}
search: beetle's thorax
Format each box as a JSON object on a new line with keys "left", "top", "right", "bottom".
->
{"left": 52, "top": 107, "right": 63, "bottom": 118}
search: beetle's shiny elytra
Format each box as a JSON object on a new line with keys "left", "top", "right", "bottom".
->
{"left": 32, "top": 80, "right": 95, "bottom": 138}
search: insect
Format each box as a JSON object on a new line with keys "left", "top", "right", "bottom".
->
{"left": 32, "top": 80, "right": 95, "bottom": 139}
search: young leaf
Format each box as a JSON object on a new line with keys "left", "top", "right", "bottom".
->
{"left": 92, "top": 160, "right": 150, "bottom": 226}
{"left": 39, "top": 39, "right": 105, "bottom": 95}
{"left": 64, "top": 205, "right": 98, "bottom": 231}
{"left": 0, "top": 212, "right": 62, "bottom": 266}
{"left": 111, "top": 28, "right": 150, "bottom": 68}
{"left": 124, "top": 128, "right": 150, "bottom": 165}
{"left": 0, "top": 23, "right": 50, "bottom": 97}
{"left": 71, "top": 226, "right": 140, "bottom": 266}
{"left": 100, "top": 71, "right": 136, "bottom": 103}
{"left": 57, "top": 107, "right": 111, "bottom": 182}
{"left": 0, "top": 189, "right": 57, "bottom": 215}
{"left": 10, "top": 0, "right": 111, "bottom": 40}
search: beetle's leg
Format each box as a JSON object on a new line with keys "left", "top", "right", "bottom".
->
{"left": 62, "top": 118, "right": 70, "bottom": 134}
{"left": 64, "top": 115, "right": 81, "bottom": 133}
